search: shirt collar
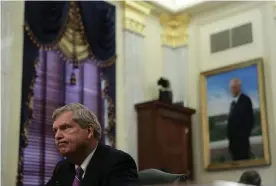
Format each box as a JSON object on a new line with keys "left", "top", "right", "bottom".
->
{"left": 75, "top": 143, "right": 98, "bottom": 173}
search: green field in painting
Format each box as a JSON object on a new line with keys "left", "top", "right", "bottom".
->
{"left": 208, "top": 109, "right": 262, "bottom": 142}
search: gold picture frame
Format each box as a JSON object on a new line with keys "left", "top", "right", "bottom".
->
{"left": 200, "top": 58, "right": 270, "bottom": 171}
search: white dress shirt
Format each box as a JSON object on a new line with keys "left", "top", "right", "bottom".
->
{"left": 233, "top": 93, "right": 241, "bottom": 103}
{"left": 75, "top": 144, "right": 98, "bottom": 178}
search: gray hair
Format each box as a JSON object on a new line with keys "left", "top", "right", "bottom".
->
{"left": 239, "top": 170, "right": 261, "bottom": 186}
{"left": 230, "top": 78, "right": 242, "bottom": 86}
{"left": 52, "top": 103, "right": 101, "bottom": 140}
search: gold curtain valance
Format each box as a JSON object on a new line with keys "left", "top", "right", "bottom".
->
{"left": 24, "top": 2, "right": 116, "bottom": 66}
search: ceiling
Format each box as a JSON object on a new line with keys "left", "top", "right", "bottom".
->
{"left": 151, "top": 0, "right": 206, "bottom": 12}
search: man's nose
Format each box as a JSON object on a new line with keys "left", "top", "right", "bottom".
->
{"left": 55, "top": 130, "right": 64, "bottom": 141}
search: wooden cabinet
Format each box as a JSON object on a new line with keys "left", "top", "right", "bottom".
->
{"left": 135, "top": 101, "right": 196, "bottom": 179}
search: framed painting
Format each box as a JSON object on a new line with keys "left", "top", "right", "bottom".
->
{"left": 200, "top": 58, "right": 270, "bottom": 171}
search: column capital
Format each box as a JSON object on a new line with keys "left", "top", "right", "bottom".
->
{"left": 122, "top": 1, "right": 151, "bottom": 36}
{"left": 160, "top": 13, "right": 191, "bottom": 48}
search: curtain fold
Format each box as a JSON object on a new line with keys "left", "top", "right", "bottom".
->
{"left": 100, "top": 64, "right": 116, "bottom": 146}
{"left": 24, "top": 1, "right": 69, "bottom": 46}
{"left": 78, "top": 1, "right": 116, "bottom": 61}
{"left": 17, "top": 33, "right": 39, "bottom": 185}
{"left": 23, "top": 50, "right": 64, "bottom": 186}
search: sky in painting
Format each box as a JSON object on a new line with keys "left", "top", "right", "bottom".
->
{"left": 206, "top": 64, "right": 260, "bottom": 116}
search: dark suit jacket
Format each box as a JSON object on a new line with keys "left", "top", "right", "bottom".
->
{"left": 227, "top": 93, "right": 254, "bottom": 141}
{"left": 45, "top": 144, "right": 139, "bottom": 186}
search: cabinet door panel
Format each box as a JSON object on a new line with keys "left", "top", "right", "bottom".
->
{"left": 155, "top": 115, "right": 189, "bottom": 174}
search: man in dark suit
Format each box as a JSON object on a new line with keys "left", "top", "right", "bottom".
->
{"left": 227, "top": 78, "right": 254, "bottom": 161}
{"left": 46, "top": 103, "right": 138, "bottom": 186}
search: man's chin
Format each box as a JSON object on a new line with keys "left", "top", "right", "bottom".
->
{"left": 59, "top": 152, "right": 77, "bottom": 161}
{"left": 59, "top": 149, "right": 71, "bottom": 157}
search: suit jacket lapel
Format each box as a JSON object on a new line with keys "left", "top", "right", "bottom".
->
{"left": 61, "top": 162, "right": 75, "bottom": 186}
{"left": 236, "top": 93, "right": 243, "bottom": 104}
{"left": 81, "top": 144, "right": 104, "bottom": 186}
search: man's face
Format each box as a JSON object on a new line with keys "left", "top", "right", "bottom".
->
{"left": 53, "top": 111, "right": 93, "bottom": 157}
{"left": 230, "top": 81, "right": 240, "bottom": 97}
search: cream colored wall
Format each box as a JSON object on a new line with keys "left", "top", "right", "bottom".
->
{"left": 109, "top": 1, "right": 163, "bottom": 153}
{"left": 1, "top": 1, "right": 25, "bottom": 186}
{"left": 143, "top": 15, "right": 163, "bottom": 101}
{"left": 187, "top": 1, "right": 276, "bottom": 185}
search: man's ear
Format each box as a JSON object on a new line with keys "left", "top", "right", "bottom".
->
{"left": 87, "top": 125, "right": 94, "bottom": 139}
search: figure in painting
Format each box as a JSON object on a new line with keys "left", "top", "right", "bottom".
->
{"left": 204, "top": 60, "right": 269, "bottom": 169}
{"left": 227, "top": 78, "right": 254, "bottom": 160}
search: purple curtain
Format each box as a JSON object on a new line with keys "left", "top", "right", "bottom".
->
{"left": 65, "top": 62, "right": 101, "bottom": 116}
{"left": 23, "top": 50, "right": 103, "bottom": 186}
{"left": 19, "top": 2, "right": 116, "bottom": 184}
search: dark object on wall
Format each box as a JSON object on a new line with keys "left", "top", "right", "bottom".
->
{"left": 135, "top": 101, "right": 196, "bottom": 179}
{"left": 157, "top": 77, "right": 173, "bottom": 103}
{"left": 210, "top": 22, "right": 253, "bottom": 53}
{"left": 138, "top": 169, "right": 187, "bottom": 185}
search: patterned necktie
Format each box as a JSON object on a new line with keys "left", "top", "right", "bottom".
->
{"left": 72, "top": 166, "right": 84, "bottom": 186}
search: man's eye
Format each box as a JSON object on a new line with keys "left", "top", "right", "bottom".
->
{"left": 64, "top": 125, "right": 71, "bottom": 130}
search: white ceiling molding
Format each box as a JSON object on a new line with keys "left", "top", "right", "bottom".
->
{"left": 151, "top": 0, "right": 206, "bottom": 13}
{"left": 175, "top": 0, "right": 205, "bottom": 11}
{"left": 151, "top": 0, "right": 175, "bottom": 12}
{"left": 150, "top": 0, "right": 276, "bottom": 14}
